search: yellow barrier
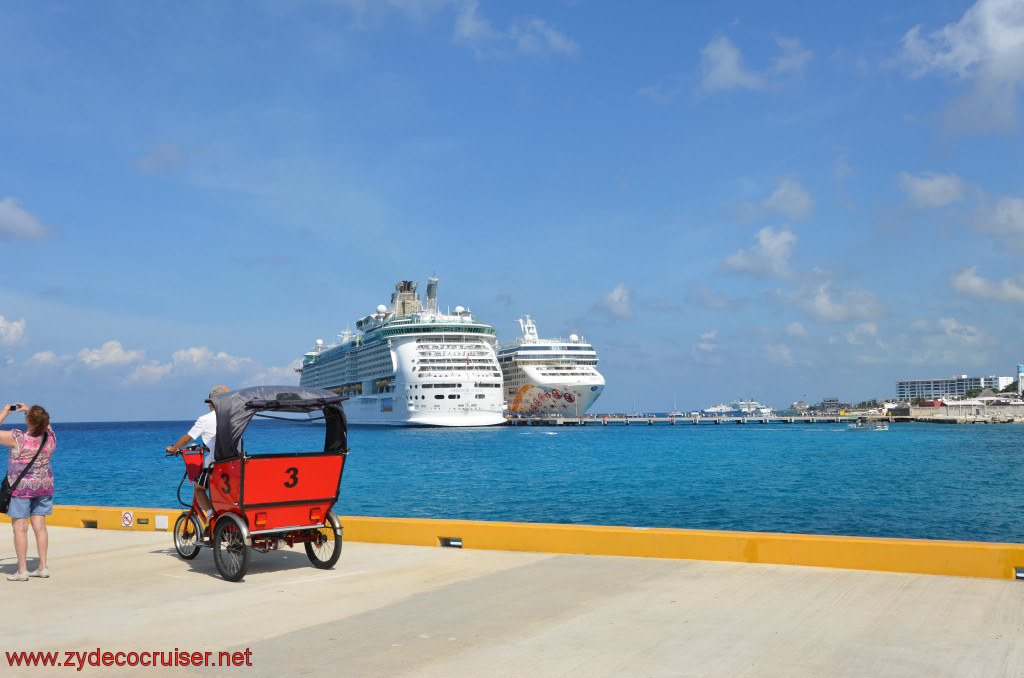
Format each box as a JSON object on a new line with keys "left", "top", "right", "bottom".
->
{"left": 0, "top": 505, "right": 180, "bottom": 531}
{"left": 3, "top": 506, "right": 1023, "bottom": 580}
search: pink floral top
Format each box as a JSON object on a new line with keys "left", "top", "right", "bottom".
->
{"left": 6, "top": 426, "right": 56, "bottom": 497}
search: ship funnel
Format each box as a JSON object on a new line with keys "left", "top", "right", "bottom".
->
{"left": 390, "top": 280, "right": 423, "bottom": 316}
{"left": 426, "top": 275, "right": 438, "bottom": 313}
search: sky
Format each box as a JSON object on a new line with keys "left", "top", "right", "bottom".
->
{"left": 2, "top": 0, "right": 1024, "bottom": 421}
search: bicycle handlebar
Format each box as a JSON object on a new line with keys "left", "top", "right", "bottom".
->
{"left": 165, "top": 444, "right": 208, "bottom": 458}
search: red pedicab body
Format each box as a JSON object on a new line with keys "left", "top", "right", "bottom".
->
{"left": 174, "top": 385, "right": 348, "bottom": 581}
{"left": 210, "top": 452, "right": 345, "bottom": 532}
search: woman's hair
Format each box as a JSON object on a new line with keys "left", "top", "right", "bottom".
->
{"left": 25, "top": 405, "right": 49, "bottom": 436}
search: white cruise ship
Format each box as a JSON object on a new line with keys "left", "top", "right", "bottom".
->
{"left": 497, "top": 315, "right": 605, "bottom": 416}
{"left": 702, "top": 400, "right": 772, "bottom": 417}
{"left": 298, "top": 277, "right": 505, "bottom": 426}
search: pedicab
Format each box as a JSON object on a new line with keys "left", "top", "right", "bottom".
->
{"left": 169, "top": 385, "right": 348, "bottom": 581}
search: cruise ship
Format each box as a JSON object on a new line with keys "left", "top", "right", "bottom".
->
{"left": 702, "top": 400, "right": 772, "bottom": 417}
{"left": 497, "top": 315, "right": 605, "bottom": 416}
{"left": 297, "top": 277, "right": 506, "bottom": 426}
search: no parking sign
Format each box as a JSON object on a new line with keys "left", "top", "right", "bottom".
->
{"left": 121, "top": 511, "right": 133, "bottom": 528}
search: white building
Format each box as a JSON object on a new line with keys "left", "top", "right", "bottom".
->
{"left": 895, "top": 374, "right": 1013, "bottom": 401}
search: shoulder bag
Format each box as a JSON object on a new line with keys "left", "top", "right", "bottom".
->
{"left": 1, "top": 431, "right": 49, "bottom": 514}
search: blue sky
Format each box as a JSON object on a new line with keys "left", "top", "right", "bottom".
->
{"left": 2, "top": 0, "right": 1024, "bottom": 421}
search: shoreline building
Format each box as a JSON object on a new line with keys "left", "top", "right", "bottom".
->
{"left": 895, "top": 374, "right": 1013, "bottom": 401}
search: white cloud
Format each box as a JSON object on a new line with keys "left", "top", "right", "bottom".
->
{"left": 718, "top": 226, "right": 797, "bottom": 280}
{"left": 845, "top": 323, "right": 887, "bottom": 350}
{"left": 77, "top": 341, "right": 144, "bottom": 368}
{"left": 700, "top": 34, "right": 812, "bottom": 93}
{"left": 128, "top": 346, "right": 255, "bottom": 384}
{"left": 329, "top": 1, "right": 579, "bottom": 58}
{"left": 171, "top": 346, "right": 254, "bottom": 372}
{"left": 762, "top": 176, "right": 814, "bottom": 220}
{"left": 637, "top": 83, "right": 681, "bottom": 104}
{"left": 245, "top": 360, "right": 303, "bottom": 386}
{"left": 733, "top": 175, "right": 814, "bottom": 222}
{"left": 0, "top": 315, "right": 26, "bottom": 346}
{"left": 787, "top": 284, "right": 888, "bottom": 324}
{"left": 897, "top": 171, "right": 967, "bottom": 208}
{"left": 127, "top": 362, "right": 175, "bottom": 384}
{"left": 134, "top": 144, "right": 185, "bottom": 174}
{"left": 784, "top": 321, "right": 808, "bottom": 339}
{"left": 510, "top": 18, "right": 579, "bottom": 56}
{"left": 19, "top": 339, "right": 269, "bottom": 390}
{"left": 950, "top": 265, "right": 1024, "bottom": 303}
{"left": 691, "top": 330, "right": 722, "bottom": 365}
{"left": 769, "top": 35, "right": 814, "bottom": 77}
{"left": 684, "top": 283, "right": 743, "bottom": 310}
{"left": 700, "top": 36, "right": 765, "bottom": 92}
{"left": 594, "top": 283, "right": 634, "bottom": 319}
{"left": 26, "top": 351, "right": 61, "bottom": 367}
{"left": 762, "top": 343, "right": 810, "bottom": 367}
{"left": 906, "top": 317, "right": 996, "bottom": 365}
{"left": 834, "top": 153, "right": 853, "bottom": 184}
{"left": 937, "top": 317, "right": 985, "bottom": 343}
{"left": 972, "top": 196, "right": 1024, "bottom": 251}
{"left": 895, "top": 0, "right": 1024, "bottom": 133}
{"left": 453, "top": 0, "right": 578, "bottom": 58}
{"left": 453, "top": 0, "right": 497, "bottom": 47}
{"left": 0, "top": 197, "right": 50, "bottom": 241}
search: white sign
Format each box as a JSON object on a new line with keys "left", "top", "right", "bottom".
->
{"left": 121, "top": 511, "right": 134, "bottom": 528}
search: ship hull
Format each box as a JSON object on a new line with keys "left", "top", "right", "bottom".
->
{"left": 342, "top": 395, "right": 505, "bottom": 426}
{"left": 507, "top": 381, "right": 604, "bottom": 416}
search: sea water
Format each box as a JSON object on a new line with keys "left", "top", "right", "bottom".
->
{"left": 9, "top": 419, "right": 1024, "bottom": 543}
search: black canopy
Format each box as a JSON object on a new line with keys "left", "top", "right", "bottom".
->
{"left": 211, "top": 385, "right": 347, "bottom": 461}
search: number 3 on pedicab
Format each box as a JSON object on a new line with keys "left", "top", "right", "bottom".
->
{"left": 284, "top": 467, "right": 298, "bottom": 488}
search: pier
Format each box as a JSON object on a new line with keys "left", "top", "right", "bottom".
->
{"left": 506, "top": 414, "right": 860, "bottom": 426}
{"left": 3, "top": 514, "right": 1024, "bottom": 677}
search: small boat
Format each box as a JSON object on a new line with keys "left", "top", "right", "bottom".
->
{"left": 848, "top": 417, "right": 889, "bottom": 431}
{"left": 668, "top": 394, "right": 685, "bottom": 418}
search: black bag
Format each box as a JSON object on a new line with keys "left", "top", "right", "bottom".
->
{"left": 0, "top": 476, "right": 13, "bottom": 513}
{"left": 1, "top": 431, "right": 49, "bottom": 514}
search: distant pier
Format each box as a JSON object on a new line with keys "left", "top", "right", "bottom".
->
{"left": 505, "top": 415, "right": 860, "bottom": 426}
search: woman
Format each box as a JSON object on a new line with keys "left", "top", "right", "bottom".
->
{"left": 1, "top": 402, "right": 56, "bottom": 581}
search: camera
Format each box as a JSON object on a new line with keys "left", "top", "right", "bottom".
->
{"left": 9, "top": 404, "right": 18, "bottom": 412}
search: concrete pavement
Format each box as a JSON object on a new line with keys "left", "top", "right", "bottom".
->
{"left": 2, "top": 524, "right": 1023, "bottom": 677}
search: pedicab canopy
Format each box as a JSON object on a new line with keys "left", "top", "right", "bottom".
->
{"left": 210, "top": 385, "right": 347, "bottom": 461}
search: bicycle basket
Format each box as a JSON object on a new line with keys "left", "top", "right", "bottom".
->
{"left": 182, "top": 449, "right": 206, "bottom": 482}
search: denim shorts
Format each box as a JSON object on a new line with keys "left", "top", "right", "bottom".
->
{"left": 7, "top": 494, "right": 53, "bottom": 520}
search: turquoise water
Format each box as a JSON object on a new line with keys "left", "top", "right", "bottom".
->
{"left": 8, "top": 419, "right": 1024, "bottom": 542}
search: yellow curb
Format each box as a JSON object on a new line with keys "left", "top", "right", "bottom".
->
{"left": 4, "top": 505, "right": 1022, "bottom": 580}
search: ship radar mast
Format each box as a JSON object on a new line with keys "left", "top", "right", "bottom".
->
{"left": 517, "top": 315, "right": 540, "bottom": 343}
{"left": 338, "top": 323, "right": 353, "bottom": 343}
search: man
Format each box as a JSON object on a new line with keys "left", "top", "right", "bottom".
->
{"left": 166, "top": 385, "right": 229, "bottom": 524}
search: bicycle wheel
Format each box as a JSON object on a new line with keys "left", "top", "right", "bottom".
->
{"left": 304, "top": 511, "right": 342, "bottom": 569}
{"left": 212, "top": 517, "right": 250, "bottom": 582}
{"left": 173, "top": 512, "right": 202, "bottom": 560}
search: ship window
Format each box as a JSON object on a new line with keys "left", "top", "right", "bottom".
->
{"left": 476, "top": 394, "right": 485, "bottom": 399}
{"left": 435, "top": 395, "right": 444, "bottom": 400}
{"left": 448, "top": 394, "right": 457, "bottom": 399}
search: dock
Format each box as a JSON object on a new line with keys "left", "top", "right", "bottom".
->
{"left": 3, "top": 520, "right": 1024, "bottom": 677}
{"left": 506, "top": 414, "right": 860, "bottom": 426}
